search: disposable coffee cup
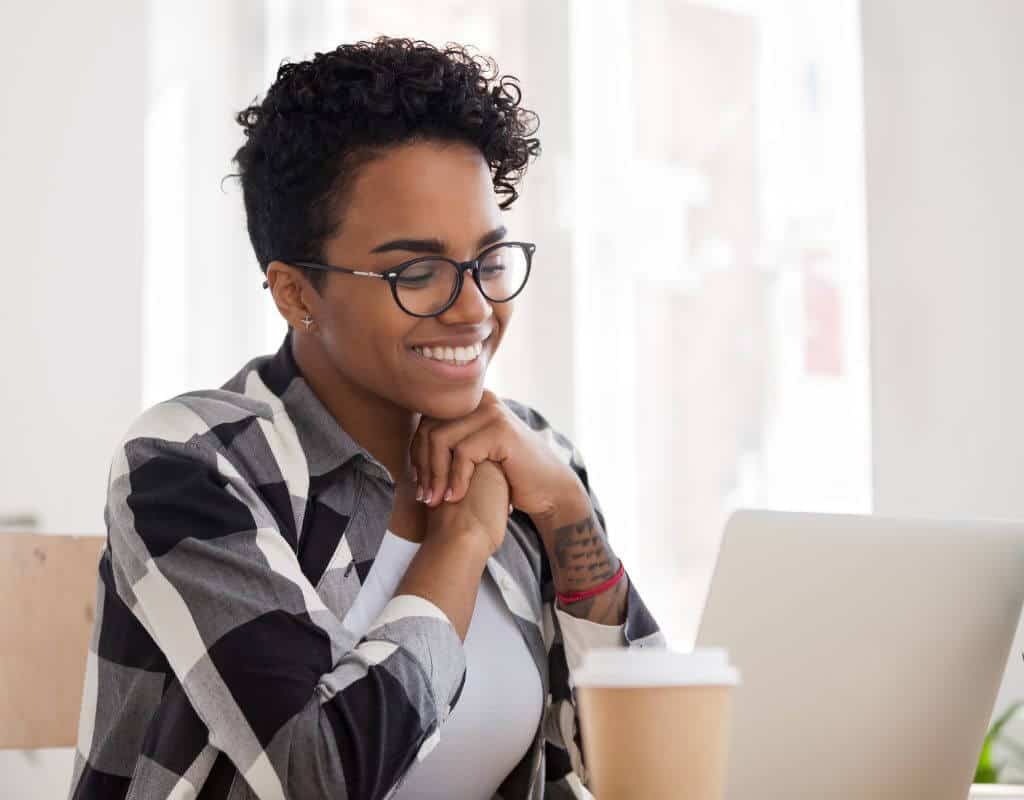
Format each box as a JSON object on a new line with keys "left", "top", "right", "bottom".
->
{"left": 574, "top": 647, "right": 739, "bottom": 800}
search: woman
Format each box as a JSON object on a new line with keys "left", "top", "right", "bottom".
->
{"left": 70, "top": 37, "right": 663, "bottom": 800}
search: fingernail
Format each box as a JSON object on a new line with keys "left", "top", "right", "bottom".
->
{"left": 423, "top": 490, "right": 433, "bottom": 504}
{"left": 444, "top": 489, "right": 453, "bottom": 502}
{"left": 416, "top": 486, "right": 423, "bottom": 501}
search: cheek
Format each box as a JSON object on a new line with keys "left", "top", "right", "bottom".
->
{"left": 490, "top": 305, "right": 514, "bottom": 348}
{"left": 321, "top": 297, "right": 414, "bottom": 370}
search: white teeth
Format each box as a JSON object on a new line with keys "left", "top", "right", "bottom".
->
{"left": 412, "top": 339, "right": 486, "bottom": 366}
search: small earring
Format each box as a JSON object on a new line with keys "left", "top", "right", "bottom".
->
{"left": 301, "top": 314, "right": 313, "bottom": 330}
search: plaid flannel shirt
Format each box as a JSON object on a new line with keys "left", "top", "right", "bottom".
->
{"left": 69, "top": 329, "right": 664, "bottom": 800}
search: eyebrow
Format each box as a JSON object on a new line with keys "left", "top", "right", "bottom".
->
{"left": 369, "top": 225, "right": 508, "bottom": 255}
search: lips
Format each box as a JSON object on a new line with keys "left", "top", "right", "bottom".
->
{"left": 409, "top": 330, "right": 495, "bottom": 350}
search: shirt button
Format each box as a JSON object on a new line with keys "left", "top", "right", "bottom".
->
{"left": 500, "top": 576, "right": 514, "bottom": 592}
{"left": 442, "top": 704, "right": 451, "bottom": 722}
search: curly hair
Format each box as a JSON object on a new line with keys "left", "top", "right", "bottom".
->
{"left": 230, "top": 36, "right": 541, "bottom": 291}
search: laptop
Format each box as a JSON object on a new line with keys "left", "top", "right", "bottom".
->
{"left": 696, "top": 509, "right": 1024, "bottom": 800}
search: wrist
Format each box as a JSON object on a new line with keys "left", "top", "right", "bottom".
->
{"left": 426, "top": 524, "right": 495, "bottom": 566}
{"left": 556, "top": 561, "right": 626, "bottom": 606}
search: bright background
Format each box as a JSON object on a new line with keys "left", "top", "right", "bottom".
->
{"left": 2, "top": 0, "right": 1022, "bottom": 796}
{"left": 142, "top": 0, "right": 872, "bottom": 650}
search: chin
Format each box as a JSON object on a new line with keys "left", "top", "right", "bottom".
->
{"left": 416, "top": 385, "right": 486, "bottom": 419}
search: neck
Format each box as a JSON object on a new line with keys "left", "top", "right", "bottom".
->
{"left": 290, "top": 331, "right": 420, "bottom": 488}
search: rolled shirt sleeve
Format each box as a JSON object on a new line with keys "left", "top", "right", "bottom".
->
{"left": 553, "top": 608, "right": 627, "bottom": 674}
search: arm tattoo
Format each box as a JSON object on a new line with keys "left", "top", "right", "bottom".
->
{"left": 550, "top": 513, "right": 628, "bottom": 625}
{"left": 553, "top": 514, "right": 617, "bottom": 585}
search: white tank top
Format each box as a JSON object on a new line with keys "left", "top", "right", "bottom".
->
{"left": 341, "top": 530, "right": 544, "bottom": 799}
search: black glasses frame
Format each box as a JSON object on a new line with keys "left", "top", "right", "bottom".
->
{"left": 263, "top": 241, "right": 536, "bottom": 318}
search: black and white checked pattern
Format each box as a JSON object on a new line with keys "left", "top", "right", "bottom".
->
{"left": 69, "top": 329, "right": 664, "bottom": 800}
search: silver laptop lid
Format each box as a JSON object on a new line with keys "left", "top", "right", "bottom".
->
{"left": 696, "top": 510, "right": 1024, "bottom": 800}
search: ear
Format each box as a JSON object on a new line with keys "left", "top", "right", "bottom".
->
{"left": 265, "top": 261, "right": 317, "bottom": 331}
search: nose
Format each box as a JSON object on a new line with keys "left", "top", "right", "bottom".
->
{"left": 439, "top": 265, "right": 493, "bottom": 322}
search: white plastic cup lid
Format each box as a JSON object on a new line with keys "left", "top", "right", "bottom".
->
{"left": 573, "top": 647, "right": 740, "bottom": 688}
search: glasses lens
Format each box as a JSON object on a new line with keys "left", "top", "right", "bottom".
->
{"left": 478, "top": 244, "right": 529, "bottom": 302}
{"left": 395, "top": 260, "right": 460, "bottom": 316}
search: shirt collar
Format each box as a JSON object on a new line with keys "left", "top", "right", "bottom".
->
{"left": 254, "top": 328, "right": 395, "bottom": 484}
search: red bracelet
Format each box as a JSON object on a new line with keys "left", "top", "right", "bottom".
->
{"left": 556, "top": 562, "right": 626, "bottom": 606}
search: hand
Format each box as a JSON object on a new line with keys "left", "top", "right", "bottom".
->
{"left": 411, "top": 390, "right": 579, "bottom": 520}
{"left": 397, "top": 461, "right": 511, "bottom": 640}
{"left": 425, "top": 459, "right": 510, "bottom": 559}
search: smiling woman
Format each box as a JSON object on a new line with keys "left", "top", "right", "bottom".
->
{"left": 264, "top": 139, "right": 519, "bottom": 422}
{"left": 70, "top": 36, "right": 663, "bottom": 800}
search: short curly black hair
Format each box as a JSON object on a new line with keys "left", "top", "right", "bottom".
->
{"left": 230, "top": 36, "right": 541, "bottom": 292}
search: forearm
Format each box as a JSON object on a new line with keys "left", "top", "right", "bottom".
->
{"left": 531, "top": 479, "right": 629, "bottom": 626}
{"left": 396, "top": 531, "right": 491, "bottom": 640}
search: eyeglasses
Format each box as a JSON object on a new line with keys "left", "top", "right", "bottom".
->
{"left": 263, "top": 241, "right": 536, "bottom": 318}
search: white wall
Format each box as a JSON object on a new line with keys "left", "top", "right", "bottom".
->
{"left": 862, "top": 0, "right": 1024, "bottom": 716}
{"left": 0, "top": 0, "right": 145, "bottom": 795}
{"left": 0, "top": 0, "right": 145, "bottom": 534}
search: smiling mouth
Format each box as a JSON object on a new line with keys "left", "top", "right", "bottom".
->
{"left": 410, "top": 335, "right": 490, "bottom": 367}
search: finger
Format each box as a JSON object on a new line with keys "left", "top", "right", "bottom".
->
{"left": 425, "top": 429, "right": 454, "bottom": 508}
{"left": 411, "top": 417, "right": 439, "bottom": 502}
{"left": 446, "top": 428, "right": 504, "bottom": 504}
{"left": 446, "top": 445, "right": 484, "bottom": 504}
{"left": 421, "top": 413, "right": 497, "bottom": 507}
